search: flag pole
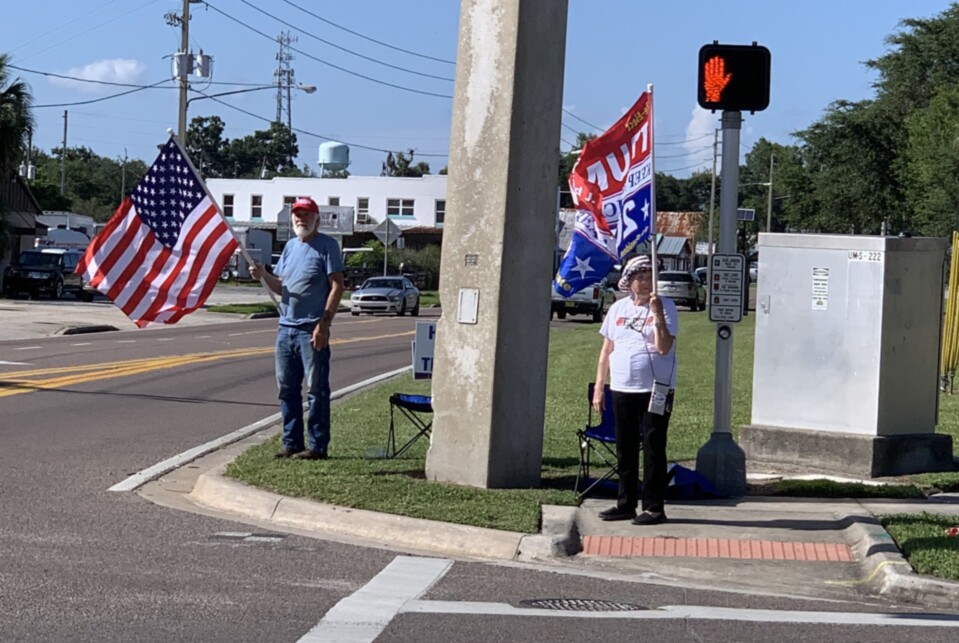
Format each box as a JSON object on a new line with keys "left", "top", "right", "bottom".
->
{"left": 647, "top": 84, "right": 659, "bottom": 295}
{"left": 166, "top": 131, "right": 280, "bottom": 312}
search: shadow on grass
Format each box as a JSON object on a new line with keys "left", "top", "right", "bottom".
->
{"left": 543, "top": 456, "right": 580, "bottom": 468}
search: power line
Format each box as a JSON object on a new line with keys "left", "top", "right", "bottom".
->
{"left": 235, "top": 0, "right": 454, "bottom": 83}
{"left": 562, "top": 108, "right": 602, "bottom": 132}
{"left": 18, "top": 0, "right": 161, "bottom": 62}
{"left": 657, "top": 159, "right": 715, "bottom": 174}
{"left": 280, "top": 0, "right": 455, "bottom": 66}
{"left": 658, "top": 132, "right": 713, "bottom": 145}
{"left": 655, "top": 146, "right": 712, "bottom": 159}
{"left": 9, "top": 63, "right": 166, "bottom": 89}
{"left": 192, "top": 89, "right": 449, "bottom": 158}
{"left": 9, "top": 0, "right": 118, "bottom": 53}
{"left": 33, "top": 79, "right": 176, "bottom": 108}
{"left": 201, "top": 1, "right": 453, "bottom": 100}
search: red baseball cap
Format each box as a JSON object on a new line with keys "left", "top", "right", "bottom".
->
{"left": 291, "top": 196, "right": 319, "bottom": 215}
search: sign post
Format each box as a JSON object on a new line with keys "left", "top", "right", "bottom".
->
{"left": 695, "top": 41, "right": 771, "bottom": 497}
{"left": 373, "top": 218, "right": 402, "bottom": 276}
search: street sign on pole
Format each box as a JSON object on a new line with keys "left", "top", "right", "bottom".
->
{"left": 372, "top": 218, "right": 402, "bottom": 246}
{"left": 373, "top": 218, "right": 403, "bottom": 275}
{"left": 708, "top": 253, "right": 746, "bottom": 323}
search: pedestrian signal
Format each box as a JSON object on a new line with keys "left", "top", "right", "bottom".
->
{"left": 697, "top": 43, "right": 771, "bottom": 112}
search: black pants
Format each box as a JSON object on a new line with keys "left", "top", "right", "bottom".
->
{"left": 611, "top": 390, "right": 673, "bottom": 513}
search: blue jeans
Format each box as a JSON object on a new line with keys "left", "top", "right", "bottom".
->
{"left": 275, "top": 325, "right": 331, "bottom": 453}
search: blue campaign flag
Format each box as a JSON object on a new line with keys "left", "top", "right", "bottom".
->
{"left": 554, "top": 91, "right": 656, "bottom": 298}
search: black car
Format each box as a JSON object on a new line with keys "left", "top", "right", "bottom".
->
{"left": 3, "top": 248, "right": 93, "bottom": 300}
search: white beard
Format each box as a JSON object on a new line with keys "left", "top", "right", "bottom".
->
{"left": 293, "top": 221, "right": 316, "bottom": 240}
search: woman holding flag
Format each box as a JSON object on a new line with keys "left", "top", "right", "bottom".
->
{"left": 592, "top": 254, "right": 679, "bottom": 525}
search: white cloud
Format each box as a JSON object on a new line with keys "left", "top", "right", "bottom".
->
{"left": 675, "top": 105, "right": 718, "bottom": 175}
{"left": 49, "top": 59, "right": 146, "bottom": 92}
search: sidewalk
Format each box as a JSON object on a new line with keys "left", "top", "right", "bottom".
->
{"left": 138, "top": 417, "right": 959, "bottom": 609}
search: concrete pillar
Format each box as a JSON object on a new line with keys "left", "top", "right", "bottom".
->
{"left": 425, "top": 0, "right": 568, "bottom": 488}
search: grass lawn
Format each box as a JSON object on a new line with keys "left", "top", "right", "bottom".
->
{"left": 206, "top": 303, "right": 278, "bottom": 315}
{"left": 227, "top": 310, "right": 757, "bottom": 533}
{"left": 226, "top": 309, "right": 959, "bottom": 536}
{"left": 881, "top": 513, "right": 959, "bottom": 581}
{"left": 418, "top": 290, "right": 440, "bottom": 308}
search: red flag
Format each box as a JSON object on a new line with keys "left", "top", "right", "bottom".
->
{"left": 77, "top": 137, "right": 237, "bottom": 328}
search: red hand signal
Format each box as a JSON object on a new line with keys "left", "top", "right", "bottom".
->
{"left": 703, "top": 55, "right": 732, "bottom": 103}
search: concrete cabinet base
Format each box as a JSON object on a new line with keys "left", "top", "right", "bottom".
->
{"left": 741, "top": 425, "right": 955, "bottom": 478}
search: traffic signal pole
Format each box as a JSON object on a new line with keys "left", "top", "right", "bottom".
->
{"left": 695, "top": 110, "right": 747, "bottom": 496}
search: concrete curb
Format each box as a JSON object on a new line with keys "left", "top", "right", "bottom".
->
{"left": 190, "top": 467, "right": 526, "bottom": 560}
{"left": 845, "top": 506, "right": 959, "bottom": 609}
{"left": 517, "top": 505, "right": 581, "bottom": 561}
{"left": 56, "top": 324, "right": 120, "bottom": 335}
{"left": 245, "top": 303, "right": 351, "bottom": 320}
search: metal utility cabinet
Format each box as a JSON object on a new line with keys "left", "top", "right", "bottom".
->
{"left": 741, "top": 233, "right": 954, "bottom": 477}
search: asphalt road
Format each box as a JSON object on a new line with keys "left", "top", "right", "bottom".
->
{"left": 1, "top": 304, "right": 957, "bottom": 641}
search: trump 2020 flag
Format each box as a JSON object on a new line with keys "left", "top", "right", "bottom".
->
{"left": 554, "top": 90, "right": 655, "bottom": 297}
{"left": 77, "top": 137, "right": 238, "bottom": 328}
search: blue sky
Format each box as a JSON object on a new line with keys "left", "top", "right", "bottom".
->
{"left": 2, "top": 1, "right": 953, "bottom": 178}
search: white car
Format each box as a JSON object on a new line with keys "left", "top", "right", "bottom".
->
{"left": 350, "top": 276, "right": 420, "bottom": 316}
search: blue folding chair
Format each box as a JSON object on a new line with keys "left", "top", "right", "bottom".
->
{"left": 575, "top": 383, "right": 635, "bottom": 499}
{"left": 386, "top": 393, "right": 433, "bottom": 458}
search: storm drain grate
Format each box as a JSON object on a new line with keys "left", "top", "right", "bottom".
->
{"left": 518, "top": 598, "right": 645, "bottom": 612}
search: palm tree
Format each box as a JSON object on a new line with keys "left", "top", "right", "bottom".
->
{"left": 0, "top": 53, "right": 34, "bottom": 173}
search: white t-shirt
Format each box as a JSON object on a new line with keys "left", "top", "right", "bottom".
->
{"left": 599, "top": 296, "right": 679, "bottom": 392}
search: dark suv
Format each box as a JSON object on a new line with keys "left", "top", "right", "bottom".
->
{"left": 3, "top": 248, "right": 93, "bottom": 300}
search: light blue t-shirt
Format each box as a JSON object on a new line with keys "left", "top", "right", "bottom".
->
{"left": 274, "top": 234, "right": 344, "bottom": 328}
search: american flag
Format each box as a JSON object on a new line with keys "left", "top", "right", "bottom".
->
{"left": 76, "top": 137, "right": 238, "bottom": 328}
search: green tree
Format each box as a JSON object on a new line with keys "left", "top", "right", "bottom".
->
{"left": 739, "top": 138, "right": 803, "bottom": 234}
{"left": 558, "top": 132, "right": 596, "bottom": 206}
{"left": 901, "top": 86, "right": 959, "bottom": 236}
{"left": 0, "top": 54, "right": 33, "bottom": 173}
{"left": 186, "top": 115, "right": 228, "bottom": 178}
{"left": 381, "top": 149, "right": 430, "bottom": 177}
{"left": 789, "top": 100, "right": 900, "bottom": 234}
{"left": 225, "top": 121, "right": 302, "bottom": 178}
{"left": 32, "top": 146, "right": 148, "bottom": 221}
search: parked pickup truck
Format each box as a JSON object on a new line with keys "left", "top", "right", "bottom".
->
{"left": 551, "top": 279, "right": 614, "bottom": 323}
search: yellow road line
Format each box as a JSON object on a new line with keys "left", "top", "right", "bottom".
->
{"left": 0, "top": 330, "right": 413, "bottom": 398}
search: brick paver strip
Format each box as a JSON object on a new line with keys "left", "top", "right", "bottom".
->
{"left": 581, "top": 536, "right": 854, "bottom": 561}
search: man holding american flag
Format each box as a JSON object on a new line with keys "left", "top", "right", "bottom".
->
{"left": 250, "top": 197, "right": 345, "bottom": 460}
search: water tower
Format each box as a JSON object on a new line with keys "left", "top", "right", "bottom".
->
{"left": 318, "top": 141, "right": 349, "bottom": 177}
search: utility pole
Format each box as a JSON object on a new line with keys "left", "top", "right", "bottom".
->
{"left": 60, "top": 110, "right": 68, "bottom": 196}
{"left": 168, "top": 1, "right": 205, "bottom": 144}
{"left": 765, "top": 152, "right": 775, "bottom": 233}
{"left": 177, "top": 0, "right": 191, "bottom": 143}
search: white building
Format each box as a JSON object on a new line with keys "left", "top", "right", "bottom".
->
{"left": 205, "top": 175, "right": 448, "bottom": 231}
